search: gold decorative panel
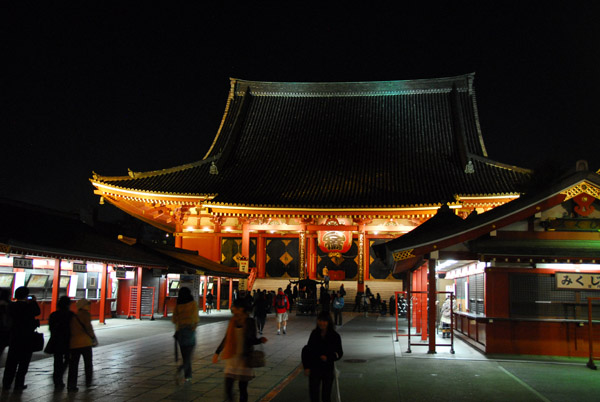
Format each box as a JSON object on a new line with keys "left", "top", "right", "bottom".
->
{"left": 561, "top": 181, "right": 600, "bottom": 201}
{"left": 393, "top": 249, "right": 416, "bottom": 262}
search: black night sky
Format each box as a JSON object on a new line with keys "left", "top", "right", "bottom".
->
{"left": 3, "top": 3, "right": 600, "bottom": 220}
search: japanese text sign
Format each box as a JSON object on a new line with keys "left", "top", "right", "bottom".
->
{"left": 556, "top": 272, "right": 600, "bottom": 291}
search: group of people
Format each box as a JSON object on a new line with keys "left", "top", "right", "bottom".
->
{"left": 173, "top": 285, "right": 343, "bottom": 402}
{"left": 0, "top": 286, "right": 96, "bottom": 393}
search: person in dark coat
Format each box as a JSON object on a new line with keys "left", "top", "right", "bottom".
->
{"left": 0, "top": 289, "right": 11, "bottom": 360}
{"left": 253, "top": 291, "right": 268, "bottom": 335}
{"left": 48, "top": 296, "right": 75, "bottom": 390}
{"left": 302, "top": 311, "right": 343, "bottom": 402}
{"left": 2, "top": 286, "right": 41, "bottom": 391}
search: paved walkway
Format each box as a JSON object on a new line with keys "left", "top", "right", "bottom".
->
{"left": 0, "top": 311, "right": 599, "bottom": 401}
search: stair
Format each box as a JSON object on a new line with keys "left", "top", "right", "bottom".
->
{"left": 252, "top": 278, "right": 404, "bottom": 312}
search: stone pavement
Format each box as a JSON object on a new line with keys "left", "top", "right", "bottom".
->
{"left": 1, "top": 311, "right": 600, "bottom": 401}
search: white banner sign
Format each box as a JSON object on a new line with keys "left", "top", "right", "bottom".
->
{"left": 556, "top": 272, "right": 600, "bottom": 291}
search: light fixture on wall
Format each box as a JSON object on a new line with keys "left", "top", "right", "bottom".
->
{"left": 209, "top": 162, "right": 219, "bottom": 175}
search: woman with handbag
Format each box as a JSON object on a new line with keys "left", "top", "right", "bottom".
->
{"left": 172, "top": 286, "right": 199, "bottom": 383}
{"left": 47, "top": 296, "right": 74, "bottom": 390}
{"left": 212, "top": 299, "right": 267, "bottom": 402}
{"left": 67, "top": 299, "right": 97, "bottom": 392}
{"left": 302, "top": 311, "right": 343, "bottom": 402}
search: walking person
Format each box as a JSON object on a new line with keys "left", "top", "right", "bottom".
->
{"left": 284, "top": 284, "right": 294, "bottom": 312}
{"left": 212, "top": 299, "right": 268, "bottom": 402}
{"left": 253, "top": 291, "right": 268, "bottom": 335}
{"left": 362, "top": 292, "right": 369, "bottom": 317}
{"left": 332, "top": 292, "right": 344, "bottom": 326}
{"left": 206, "top": 290, "right": 214, "bottom": 314}
{"left": 2, "top": 286, "right": 40, "bottom": 392}
{"left": 322, "top": 266, "right": 330, "bottom": 290}
{"left": 47, "top": 296, "right": 74, "bottom": 390}
{"left": 67, "top": 299, "right": 97, "bottom": 392}
{"left": 320, "top": 287, "right": 330, "bottom": 313}
{"left": 302, "top": 311, "right": 343, "bottom": 402}
{"left": 172, "top": 286, "right": 199, "bottom": 383}
{"left": 0, "top": 289, "right": 11, "bottom": 360}
{"left": 273, "top": 288, "right": 290, "bottom": 335}
{"left": 353, "top": 292, "right": 362, "bottom": 312}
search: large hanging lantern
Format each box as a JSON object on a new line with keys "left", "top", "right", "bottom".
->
{"left": 317, "top": 230, "right": 353, "bottom": 254}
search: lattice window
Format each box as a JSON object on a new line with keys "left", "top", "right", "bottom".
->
{"left": 510, "top": 273, "right": 577, "bottom": 319}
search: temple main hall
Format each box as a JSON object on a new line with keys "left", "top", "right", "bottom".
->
{"left": 90, "top": 73, "right": 530, "bottom": 291}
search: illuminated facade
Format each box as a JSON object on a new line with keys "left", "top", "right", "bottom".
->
{"left": 90, "top": 74, "right": 531, "bottom": 292}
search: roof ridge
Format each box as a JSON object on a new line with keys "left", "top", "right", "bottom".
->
{"left": 469, "top": 154, "right": 533, "bottom": 174}
{"left": 91, "top": 156, "right": 217, "bottom": 182}
{"left": 232, "top": 73, "right": 476, "bottom": 96}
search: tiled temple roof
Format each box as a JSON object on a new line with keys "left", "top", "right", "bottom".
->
{"left": 92, "top": 74, "right": 531, "bottom": 208}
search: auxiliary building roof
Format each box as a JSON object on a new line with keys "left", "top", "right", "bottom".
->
{"left": 92, "top": 74, "right": 531, "bottom": 209}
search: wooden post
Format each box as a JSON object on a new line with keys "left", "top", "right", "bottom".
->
{"left": 257, "top": 234, "right": 266, "bottom": 278}
{"left": 163, "top": 275, "right": 169, "bottom": 318}
{"left": 228, "top": 278, "right": 233, "bottom": 309}
{"left": 51, "top": 258, "right": 61, "bottom": 313}
{"left": 421, "top": 264, "right": 428, "bottom": 341}
{"left": 357, "top": 229, "right": 365, "bottom": 293}
{"left": 428, "top": 257, "right": 437, "bottom": 354}
{"left": 203, "top": 276, "right": 208, "bottom": 312}
{"left": 136, "top": 267, "right": 143, "bottom": 320}
{"left": 217, "top": 277, "right": 222, "bottom": 311}
{"left": 99, "top": 264, "right": 108, "bottom": 324}
{"left": 242, "top": 221, "right": 250, "bottom": 259}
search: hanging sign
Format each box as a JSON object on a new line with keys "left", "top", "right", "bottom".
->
{"left": 317, "top": 231, "right": 353, "bottom": 254}
{"left": 73, "top": 263, "right": 87, "bottom": 273}
{"left": 115, "top": 268, "right": 126, "bottom": 278}
{"left": 13, "top": 257, "right": 33, "bottom": 269}
{"left": 556, "top": 272, "right": 600, "bottom": 291}
{"left": 238, "top": 257, "right": 249, "bottom": 291}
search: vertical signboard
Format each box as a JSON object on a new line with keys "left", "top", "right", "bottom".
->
{"left": 238, "top": 257, "right": 249, "bottom": 291}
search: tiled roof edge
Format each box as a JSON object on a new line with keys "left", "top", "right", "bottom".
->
{"left": 232, "top": 73, "right": 475, "bottom": 97}
{"left": 91, "top": 155, "right": 218, "bottom": 183}
{"left": 469, "top": 154, "right": 533, "bottom": 174}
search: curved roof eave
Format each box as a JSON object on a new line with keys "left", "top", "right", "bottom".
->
{"left": 91, "top": 180, "right": 217, "bottom": 202}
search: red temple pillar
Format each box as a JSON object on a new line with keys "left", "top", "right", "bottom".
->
{"left": 217, "top": 277, "right": 222, "bottom": 311}
{"left": 307, "top": 235, "right": 316, "bottom": 280}
{"left": 241, "top": 220, "right": 250, "bottom": 259}
{"left": 420, "top": 263, "right": 428, "bottom": 341}
{"left": 99, "top": 263, "right": 108, "bottom": 324}
{"left": 203, "top": 277, "right": 208, "bottom": 312}
{"left": 162, "top": 275, "right": 169, "bottom": 317}
{"left": 428, "top": 256, "right": 437, "bottom": 353}
{"left": 257, "top": 234, "right": 266, "bottom": 278}
{"left": 136, "top": 267, "right": 143, "bottom": 320}
{"left": 51, "top": 258, "right": 61, "bottom": 313}
{"left": 228, "top": 278, "right": 233, "bottom": 309}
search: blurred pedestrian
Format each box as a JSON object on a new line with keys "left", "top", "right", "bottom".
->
{"left": 47, "top": 296, "right": 74, "bottom": 390}
{"left": 332, "top": 293, "right": 344, "bottom": 326}
{"left": 67, "top": 299, "right": 97, "bottom": 392}
{"left": 302, "top": 311, "right": 343, "bottom": 402}
{"left": 253, "top": 291, "right": 268, "bottom": 335}
{"left": 206, "top": 290, "right": 214, "bottom": 314}
{"left": 212, "top": 299, "right": 267, "bottom": 402}
{"left": 2, "top": 286, "right": 40, "bottom": 391}
{"left": 0, "top": 289, "right": 11, "bottom": 360}
{"left": 172, "top": 286, "right": 199, "bottom": 383}
{"left": 273, "top": 288, "right": 290, "bottom": 335}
